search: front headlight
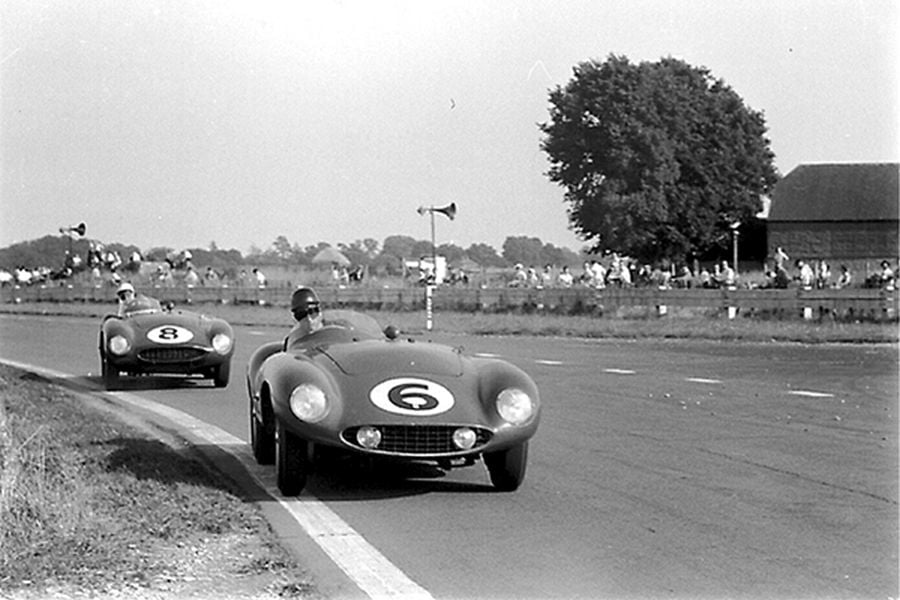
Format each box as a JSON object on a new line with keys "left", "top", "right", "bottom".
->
{"left": 211, "top": 333, "right": 233, "bottom": 354}
{"left": 108, "top": 335, "right": 130, "bottom": 356}
{"left": 496, "top": 388, "right": 534, "bottom": 426}
{"left": 289, "top": 384, "right": 329, "bottom": 423}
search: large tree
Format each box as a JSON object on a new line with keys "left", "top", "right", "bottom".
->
{"left": 540, "top": 55, "right": 778, "bottom": 262}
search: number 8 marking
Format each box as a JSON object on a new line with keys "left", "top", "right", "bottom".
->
{"left": 147, "top": 325, "right": 194, "bottom": 344}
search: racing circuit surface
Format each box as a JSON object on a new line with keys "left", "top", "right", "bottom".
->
{"left": 1, "top": 313, "right": 897, "bottom": 599}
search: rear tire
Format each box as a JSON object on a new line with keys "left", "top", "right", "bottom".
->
{"left": 484, "top": 441, "right": 528, "bottom": 491}
{"left": 275, "top": 419, "right": 308, "bottom": 496}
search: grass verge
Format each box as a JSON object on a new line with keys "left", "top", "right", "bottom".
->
{"left": 0, "top": 363, "right": 318, "bottom": 599}
{"left": 2, "top": 301, "right": 898, "bottom": 343}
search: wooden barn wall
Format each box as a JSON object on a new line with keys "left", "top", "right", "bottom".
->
{"left": 768, "top": 221, "right": 898, "bottom": 264}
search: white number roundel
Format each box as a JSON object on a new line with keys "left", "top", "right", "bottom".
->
{"left": 147, "top": 325, "right": 194, "bottom": 344}
{"left": 369, "top": 377, "right": 455, "bottom": 416}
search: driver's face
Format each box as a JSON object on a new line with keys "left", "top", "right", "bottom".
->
{"left": 117, "top": 290, "right": 134, "bottom": 301}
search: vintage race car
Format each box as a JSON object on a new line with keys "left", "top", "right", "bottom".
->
{"left": 99, "top": 296, "right": 235, "bottom": 390}
{"left": 246, "top": 310, "right": 540, "bottom": 495}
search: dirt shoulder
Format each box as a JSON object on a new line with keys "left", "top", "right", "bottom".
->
{"left": 0, "top": 363, "right": 320, "bottom": 600}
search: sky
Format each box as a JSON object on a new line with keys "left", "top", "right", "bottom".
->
{"left": 1, "top": 0, "right": 897, "bottom": 256}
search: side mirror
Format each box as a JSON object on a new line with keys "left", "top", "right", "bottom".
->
{"left": 383, "top": 325, "right": 400, "bottom": 340}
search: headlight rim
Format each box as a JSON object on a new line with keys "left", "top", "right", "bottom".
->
{"left": 495, "top": 387, "right": 535, "bottom": 426}
{"left": 289, "top": 383, "right": 329, "bottom": 423}
{"left": 211, "top": 332, "right": 233, "bottom": 355}
{"left": 108, "top": 334, "right": 131, "bottom": 356}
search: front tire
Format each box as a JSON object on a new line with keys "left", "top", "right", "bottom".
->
{"left": 484, "top": 441, "right": 528, "bottom": 491}
{"left": 275, "top": 419, "right": 308, "bottom": 496}
{"left": 212, "top": 362, "right": 231, "bottom": 388}
{"left": 250, "top": 398, "right": 275, "bottom": 465}
{"left": 101, "top": 356, "right": 120, "bottom": 391}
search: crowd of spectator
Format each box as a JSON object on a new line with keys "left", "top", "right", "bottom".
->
{"left": 501, "top": 248, "right": 897, "bottom": 292}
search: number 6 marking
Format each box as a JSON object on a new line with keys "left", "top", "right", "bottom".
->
{"left": 370, "top": 377, "right": 455, "bottom": 416}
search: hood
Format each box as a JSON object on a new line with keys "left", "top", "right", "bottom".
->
{"left": 128, "top": 310, "right": 207, "bottom": 335}
{"left": 319, "top": 340, "right": 463, "bottom": 377}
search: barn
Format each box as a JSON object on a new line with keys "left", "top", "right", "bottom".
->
{"left": 767, "top": 163, "right": 899, "bottom": 274}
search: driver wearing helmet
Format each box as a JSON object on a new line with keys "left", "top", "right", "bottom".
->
{"left": 285, "top": 286, "right": 324, "bottom": 349}
{"left": 116, "top": 282, "right": 136, "bottom": 316}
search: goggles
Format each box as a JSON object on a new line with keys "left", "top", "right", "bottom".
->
{"left": 295, "top": 305, "right": 321, "bottom": 320}
{"left": 117, "top": 291, "right": 133, "bottom": 299}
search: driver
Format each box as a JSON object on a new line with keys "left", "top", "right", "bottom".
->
{"left": 115, "top": 281, "right": 161, "bottom": 316}
{"left": 116, "top": 282, "right": 136, "bottom": 316}
{"left": 285, "top": 286, "right": 324, "bottom": 348}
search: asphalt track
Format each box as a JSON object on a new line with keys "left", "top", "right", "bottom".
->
{"left": 1, "top": 313, "right": 897, "bottom": 599}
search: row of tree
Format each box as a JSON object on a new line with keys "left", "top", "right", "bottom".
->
{"left": 0, "top": 234, "right": 589, "bottom": 277}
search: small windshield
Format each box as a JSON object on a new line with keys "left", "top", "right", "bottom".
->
{"left": 123, "top": 296, "right": 162, "bottom": 316}
{"left": 321, "top": 309, "right": 383, "bottom": 338}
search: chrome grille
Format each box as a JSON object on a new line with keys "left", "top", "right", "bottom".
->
{"left": 139, "top": 347, "right": 207, "bottom": 363}
{"left": 342, "top": 425, "right": 493, "bottom": 455}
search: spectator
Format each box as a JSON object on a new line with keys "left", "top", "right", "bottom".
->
{"left": 183, "top": 266, "right": 200, "bottom": 287}
{"left": 541, "top": 264, "right": 554, "bottom": 288}
{"left": 510, "top": 264, "right": 527, "bottom": 287}
{"left": 718, "top": 260, "right": 736, "bottom": 288}
{"left": 699, "top": 267, "right": 713, "bottom": 288}
{"left": 590, "top": 260, "right": 606, "bottom": 289}
{"left": 580, "top": 261, "right": 594, "bottom": 287}
{"left": 774, "top": 246, "right": 790, "bottom": 271}
{"left": 878, "top": 260, "right": 895, "bottom": 289}
{"left": 527, "top": 266, "right": 540, "bottom": 288}
{"left": 253, "top": 267, "right": 267, "bottom": 288}
{"left": 796, "top": 260, "right": 814, "bottom": 288}
{"left": 816, "top": 260, "right": 831, "bottom": 289}
{"left": 204, "top": 267, "right": 220, "bottom": 287}
{"left": 557, "top": 265, "right": 574, "bottom": 288}
{"left": 835, "top": 265, "right": 852, "bottom": 289}
{"left": 673, "top": 265, "right": 693, "bottom": 289}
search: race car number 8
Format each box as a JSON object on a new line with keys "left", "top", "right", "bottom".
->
{"left": 369, "top": 377, "right": 455, "bottom": 416}
{"left": 147, "top": 325, "right": 194, "bottom": 344}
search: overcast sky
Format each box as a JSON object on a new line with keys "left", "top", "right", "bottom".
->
{"left": 1, "top": 0, "right": 897, "bottom": 255}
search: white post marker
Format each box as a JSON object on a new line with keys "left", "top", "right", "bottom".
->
{"left": 425, "top": 284, "right": 434, "bottom": 331}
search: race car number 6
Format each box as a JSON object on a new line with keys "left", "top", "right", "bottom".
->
{"left": 147, "top": 325, "right": 194, "bottom": 344}
{"left": 369, "top": 377, "right": 455, "bottom": 416}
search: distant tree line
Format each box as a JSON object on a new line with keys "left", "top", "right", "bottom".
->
{"left": 0, "top": 233, "right": 587, "bottom": 279}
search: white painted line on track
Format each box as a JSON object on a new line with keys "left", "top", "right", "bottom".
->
{"left": 788, "top": 390, "right": 834, "bottom": 398}
{"left": 604, "top": 368, "right": 636, "bottom": 374}
{"left": 685, "top": 377, "right": 722, "bottom": 384}
{"left": 535, "top": 359, "right": 563, "bottom": 366}
{"left": 0, "top": 357, "right": 435, "bottom": 600}
{"left": 474, "top": 352, "right": 501, "bottom": 358}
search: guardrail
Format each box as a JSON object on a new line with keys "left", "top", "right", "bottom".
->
{"left": 2, "top": 284, "right": 896, "bottom": 322}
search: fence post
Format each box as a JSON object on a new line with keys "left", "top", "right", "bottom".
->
{"left": 656, "top": 286, "right": 668, "bottom": 316}
{"left": 884, "top": 287, "right": 896, "bottom": 320}
{"left": 725, "top": 287, "right": 738, "bottom": 319}
{"left": 800, "top": 286, "right": 814, "bottom": 320}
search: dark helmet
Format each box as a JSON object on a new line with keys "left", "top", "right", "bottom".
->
{"left": 290, "top": 286, "right": 321, "bottom": 320}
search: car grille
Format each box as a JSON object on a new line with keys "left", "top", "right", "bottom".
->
{"left": 138, "top": 347, "right": 207, "bottom": 363}
{"left": 341, "top": 425, "right": 493, "bottom": 455}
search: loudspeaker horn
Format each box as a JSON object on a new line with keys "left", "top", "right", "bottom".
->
{"left": 59, "top": 222, "right": 86, "bottom": 236}
{"left": 433, "top": 202, "right": 456, "bottom": 220}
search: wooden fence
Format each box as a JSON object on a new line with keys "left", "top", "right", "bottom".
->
{"left": 2, "top": 283, "right": 896, "bottom": 322}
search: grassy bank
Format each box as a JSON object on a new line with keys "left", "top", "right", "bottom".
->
{"left": 0, "top": 364, "right": 317, "bottom": 599}
{"left": 2, "top": 301, "right": 897, "bottom": 343}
